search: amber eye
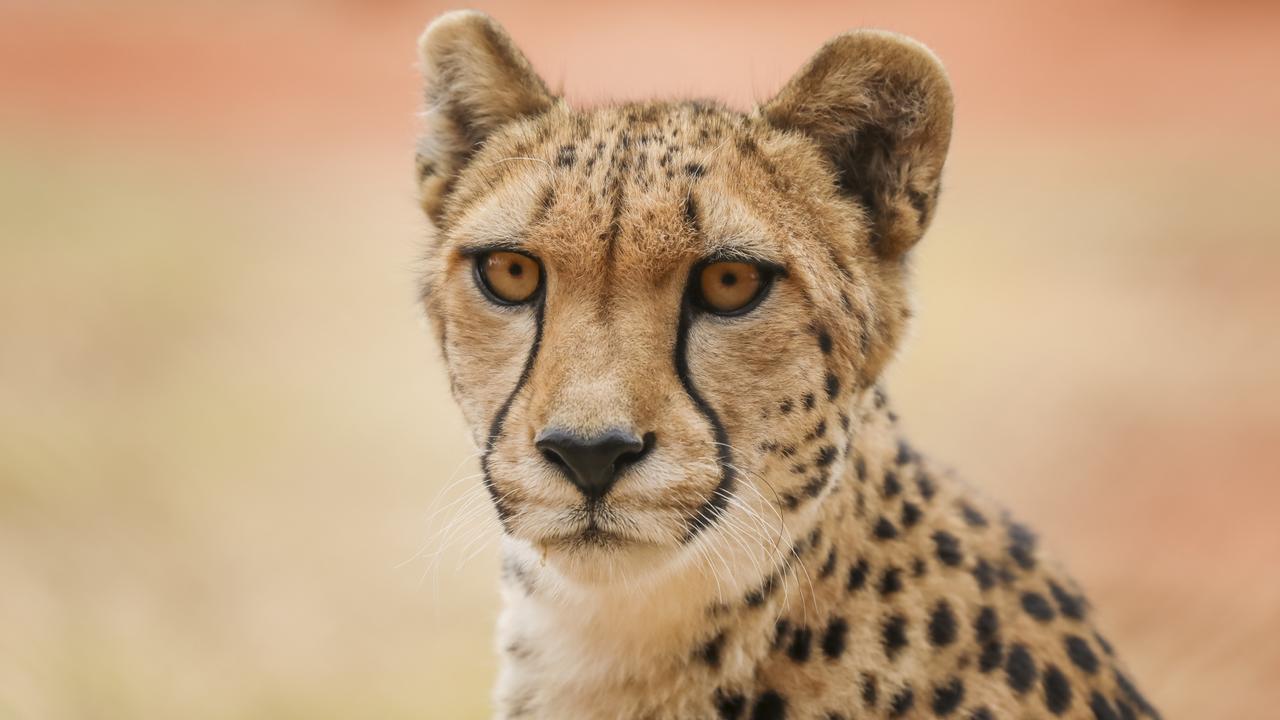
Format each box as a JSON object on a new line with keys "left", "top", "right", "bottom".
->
{"left": 695, "top": 261, "right": 769, "bottom": 315}
{"left": 476, "top": 251, "right": 542, "bottom": 305}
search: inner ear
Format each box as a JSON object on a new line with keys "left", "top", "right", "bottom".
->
{"left": 761, "top": 30, "right": 954, "bottom": 261}
{"left": 416, "top": 11, "right": 557, "bottom": 225}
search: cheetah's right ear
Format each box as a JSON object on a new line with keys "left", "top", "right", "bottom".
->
{"left": 761, "top": 31, "right": 954, "bottom": 261}
{"left": 416, "top": 11, "right": 557, "bottom": 225}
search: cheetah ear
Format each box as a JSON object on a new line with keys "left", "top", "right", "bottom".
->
{"left": 416, "top": 11, "right": 556, "bottom": 225}
{"left": 761, "top": 30, "right": 954, "bottom": 261}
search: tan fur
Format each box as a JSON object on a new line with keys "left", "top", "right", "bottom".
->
{"left": 415, "top": 11, "right": 1158, "bottom": 720}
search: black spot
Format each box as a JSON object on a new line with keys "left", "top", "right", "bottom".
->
{"left": 815, "top": 445, "right": 838, "bottom": 467}
{"left": 745, "top": 573, "right": 777, "bottom": 607}
{"left": 874, "top": 517, "right": 899, "bottom": 540}
{"left": 960, "top": 502, "right": 988, "bottom": 527}
{"left": 901, "top": 501, "right": 922, "bottom": 528}
{"left": 805, "top": 420, "right": 828, "bottom": 441}
{"left": 1050, "top": 580, "right": 1086, "bottom": 620}
{"left": 972, "top": 559, "right": 996, "bottom": 589}
{"left": 896, "top": 439, "right": 915, "bottom": 465}
{"left": 932, "top": 531, "right": 963, "bottom": 566}
{"left": 931, "top": 677, "right": 965, "bottom": 716}
{"left": 1007, "top": 521, "right": 1038, "bottom": 570}
{"left": 821, "top": 617, "right": 848, "bottom": 659}
{"left": 698, "top": 632, "right": 726, "bottom": 668}
{"left": 779, "top": 399, "right": 793, "bottom": 414}
{"left": 1115, "top": 670, "right": 1157, "bottom": 716}
{"left": 969, "top": 709, "right": 993, "bottom": 720}
{"left": 801, "top": 474, "right": 829, "bottom": 499}
{"left": 854, "top": 457, "right": 867, "bottom": 481}
{"left": 555, "top": 144, "right": 577, "bottom": 167}
{"left": 1021, "top": 592, "right": 1056, "bottom": 622}
{"left": 878, "top": 567, "right": 903, "bottom": 596}
{"left": 825, "top": 372, "right": 840, "bottom": 400}
{"left": 1005, "top": 643, "right": 1037, "bottom": 693}
{"left": 787, "top": 626, "right": 812, "bottom": 663}
{"left": 888, "top": 687, "right": 915, "bottom": 717}
{"left": 1043, "top": 664, "right": 1073, "bottom": 715}
{"left": 1090, "top": 691, "right": 1119, "bottom": 720}
{"left": 839, "top": 412, "right": 850, "bottom": 431}
{"left": 847, "top": 559, "right": 870, "bottom": 592}
{"left": 928, "top": 600, "right": 957, "bottom": 647}
{"left": 916, "top": 472, "right": 937, "bottom": 501}
{"left": 1117, "top": 700, "right": 1137, "bottom": 720}
{"left": 860, "top": 672, "right": 878, "bottom": 708}
{"left": 1065, "top": 634, "right": 1099, "bottom": 674}
{"left": 978, "top": 639, "right": 1003, "bottom": 672}
{"left": 911, "top": 557, "right": 927, "bottom": 576}
{"left": 750, "top": 690, "right": 786, "bottom": 720}
{"left": 974, "top": 606, "right": 999, "bottom": 640}
{"left": 802, "top": 393, "right": 816, "bottom": 410}
{"left": 772, "top": 619, "right": 790, "bottom": 649}
{"left": 715, "top": 689, "right": 746, "bottom": 720}
{"left": 1095, "top": 632, "right": 1115, "bottom": 656}
{"left": 882, "top": 614, "right": 908, "bottom": 660}
{"left": 817, "top": 330, "right": 833, "bottom": 354}
{"left": 883, "top": 470, "right": 902, "bottom": 497}
{"left": 819, "top": 548, "right": 837, "bottom": 578}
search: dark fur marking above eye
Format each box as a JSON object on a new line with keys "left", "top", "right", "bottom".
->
{"left": 685, "top": 162, "right": 706, "bottom": 177}
{"left": 683, "top": 193, "right": 700, "bottom": 233}
{"left": 825, "top": 372, "right": 840, "bottom": 400}
{"left": 816, "top": 328, "right": 833, "bottom": 354}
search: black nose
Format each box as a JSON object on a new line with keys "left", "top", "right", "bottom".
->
{"left": 535, "top": 428, "right": 654, "bottom": 501}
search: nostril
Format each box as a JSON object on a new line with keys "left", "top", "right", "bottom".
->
{"left": 540, "top": 446, "right": 567, "bottom": 469}
{"left": 615, "top": 431, "right": 656, "bottom": 471}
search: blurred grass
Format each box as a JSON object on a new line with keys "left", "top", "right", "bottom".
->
{"left": 1, "top": 1, "right": 1279, "bottom": 717}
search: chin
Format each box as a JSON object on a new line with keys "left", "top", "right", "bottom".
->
{"left": 528, "top": 528, "right": 677, "bottom": 587}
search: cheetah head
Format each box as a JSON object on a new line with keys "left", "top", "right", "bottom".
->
{"left": 416, "top": 11, "right": 952, "bottom": 585}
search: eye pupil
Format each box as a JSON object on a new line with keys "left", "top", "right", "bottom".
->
{"left": 508, "top": 262, "right": 523, "bottom": 277}
{"left": 720, "top": 272, "right": 737, "bottom": 287}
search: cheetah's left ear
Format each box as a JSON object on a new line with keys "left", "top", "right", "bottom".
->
{"left": 761, "top": 30, "right": 954, "bottom": 261}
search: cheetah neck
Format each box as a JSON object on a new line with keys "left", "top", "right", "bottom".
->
{"left": 494, "top": 388, "right": 911, "bottom": 712}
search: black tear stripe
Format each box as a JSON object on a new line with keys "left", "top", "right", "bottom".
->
{"left": 675, "top": 303, "right": 736, "bottom": 543}
{"left": 479, "top": 302, "right": 546, "bottom": 530}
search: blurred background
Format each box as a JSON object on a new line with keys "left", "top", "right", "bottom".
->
{"left": 1, "top": 1, "right": 1277, "bottom": 717}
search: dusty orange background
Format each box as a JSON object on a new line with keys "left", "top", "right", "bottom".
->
{"left": 1, "top": 1, "right": 1277, "bottom": 718}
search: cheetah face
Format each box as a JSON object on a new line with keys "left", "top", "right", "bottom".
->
{"left": 416, "top": 12, "right": 951, "bottom": 584}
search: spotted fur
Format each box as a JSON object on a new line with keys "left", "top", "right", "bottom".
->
{"left": 415, "top": 10, "right": 1158, "bottom": 720}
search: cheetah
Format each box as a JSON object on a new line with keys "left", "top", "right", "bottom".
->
{"left": 414, "top": 10, "right": 1160, "bottom": 720}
